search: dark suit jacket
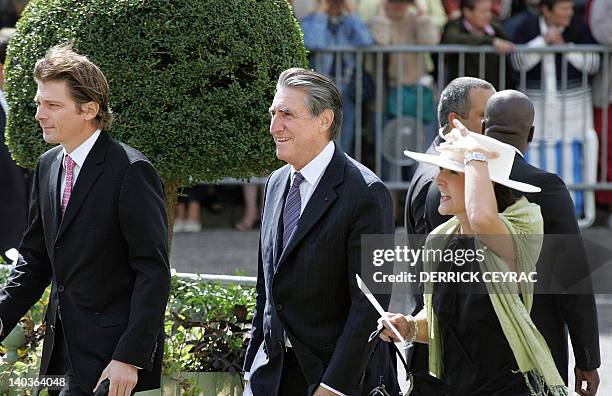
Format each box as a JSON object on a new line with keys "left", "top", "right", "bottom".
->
{"left": 244, "top": 145, "right": 400, "bottom": 395}
{"left": 510, "top": 154, "right": 600, "bottom": 381}
{"left": 0, "top": 101, "right": 31, "bottom": 260}
{"left": 0, "top": 131, "right": 171, "bottom": 393}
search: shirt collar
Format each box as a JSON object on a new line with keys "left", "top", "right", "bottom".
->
{"left": 462, "top": 18, "right": 495, "bottom": 36}
{"left": 62, "top": 129, "right": 101, "bottom": 168}
{"left": 290, "top": 141, "right": 335, "bottom": 186}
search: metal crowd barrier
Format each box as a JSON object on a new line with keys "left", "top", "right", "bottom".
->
{"left": 217, "top": 44, "right": 612, "bottom": 228}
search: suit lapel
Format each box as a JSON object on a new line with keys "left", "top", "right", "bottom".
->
{"left": 276, "top": 146, "right": 345, "bottom": 271}
{"left": 56, "top": 132, "right": 109, "bottom": 240}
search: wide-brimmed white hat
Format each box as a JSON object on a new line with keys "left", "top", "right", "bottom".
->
{"left": 404, "top": 131, "right": 541, "bottom": 193}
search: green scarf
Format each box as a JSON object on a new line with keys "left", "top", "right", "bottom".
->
{"left": 424, "top": 197, "right": 571, "bottom": 396}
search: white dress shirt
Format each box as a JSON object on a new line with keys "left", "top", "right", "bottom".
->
{"left": 60, "top": 130, "right": 101, "bottom": 198}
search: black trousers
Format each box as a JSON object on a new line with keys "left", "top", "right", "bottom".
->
{"left": 278, "top": 348, "right": 309, "bottom": 396}
{"left": 46, "top": 318, "right": 90, "bottom": 396}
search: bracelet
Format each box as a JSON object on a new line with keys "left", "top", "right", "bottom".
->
{"left": 403, "top": 315, "right": 418, "bottom": 345}
{"left": 464, "top": 150, "right": 488, "bottom": 166}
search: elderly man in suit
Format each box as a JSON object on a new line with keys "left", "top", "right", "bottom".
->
{"left": 0, "top": 45, "right": 170, "bottom": 396}
{"left": 483, "top": 90, "right": 600, "bottom": 395}
{"left": 243, "top": 68, "right": 399, "bottom": 396}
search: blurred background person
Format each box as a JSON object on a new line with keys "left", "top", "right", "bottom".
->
{"left": 358, "top": 0, "right": 447, "bottom": 31}
{"left": 509, "top": 0, "right": 599, "bottom": 183}
{"left": 589, "top": 0, "right": 612, "bottom": 227}
{"left": 0, "top": 29, "right": 31, "bottom": 262}
{"left": 369, "top": 0, "right": 440, "bottom": 220}
{"left": 174, "top": 186, "right": 205, "bottom": 233}
{"left": 441, "top": 0, "right": 515, "bottom": 89}
{"left": 301, "top": 0, "right": 374, "bottom": 156}
{"left": 234, "top": 184, "right": 261, "bottom": 231}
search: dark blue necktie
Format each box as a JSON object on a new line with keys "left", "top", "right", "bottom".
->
{"left": 282, "top": 172, "right": 305, "bottom": 250}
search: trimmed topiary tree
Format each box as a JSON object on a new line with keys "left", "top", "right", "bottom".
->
{"left": 4, "top": 0, "right": 307, "bottom": 243}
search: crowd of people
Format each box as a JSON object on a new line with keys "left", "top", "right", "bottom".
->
{"left": 1, "top": 0, "right": 611, "bottom": 232}
{"left": 290, "top": 0, "right": 612, "bottom": 227}
{"left": 176, "top": 0, "right": 611, "bottom": 230}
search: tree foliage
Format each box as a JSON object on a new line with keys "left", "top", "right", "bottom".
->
{"left": 5, "top": 0, "right": 307, "bottom": 184}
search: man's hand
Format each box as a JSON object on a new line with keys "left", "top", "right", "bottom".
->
{"left": 313, "top": 385, "right": 339, "bottom": 396}
{"left": 94, "top": 360, "right": 138, "bottom": 396}
{"left": 574, "top": 367, "right": 599, "bottom": 396}
{"left": 492, "top": 38, "right": 515, "bottom": 54}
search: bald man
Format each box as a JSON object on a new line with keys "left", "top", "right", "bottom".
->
{"left": 483, "top": 90, "right": 601, "bottom": 396}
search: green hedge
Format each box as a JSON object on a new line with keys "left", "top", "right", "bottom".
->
{"left": 5, "top": 0, "right": 307, "bottom": 184}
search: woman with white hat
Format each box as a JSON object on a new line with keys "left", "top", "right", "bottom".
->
{"left": 378, "top": 119, "right": 570, "bottom": 395}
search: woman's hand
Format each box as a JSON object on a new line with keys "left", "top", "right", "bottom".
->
{"left": 438, "top": 119, "right": 498, "bottom": 160}
{"left": 377, "top": 312, "right": 415, "bottom": 343}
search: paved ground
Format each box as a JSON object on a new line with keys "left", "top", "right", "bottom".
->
{"left": 171, "top": 222, "right": 612, "bottom": 394}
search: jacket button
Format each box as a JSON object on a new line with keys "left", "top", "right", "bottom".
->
{"left": 57, "top": 285, "right": 65, "bottom": 293}
{"left": 275, "top": 304, "right": 283, "bottom": 311}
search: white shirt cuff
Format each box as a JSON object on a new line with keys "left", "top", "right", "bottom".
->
{"left": 320, "top": 383, "right": 348, "bottom": 396}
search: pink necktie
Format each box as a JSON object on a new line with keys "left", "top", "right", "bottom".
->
{"left": 61, "top": 155, "right": 75, "bottom": 216}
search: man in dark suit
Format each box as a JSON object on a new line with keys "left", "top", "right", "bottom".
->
{"left": 243, "top": 68, "right": 399, "bottom": 396}
{"left": 0, "top": 45, "right": 170, "bottom": 395}
{"left": 0, "top": 32, "right": 31, "bottom": 262}
{"left": 483, "top": 90, "right": 600, "bottom": 395}
{"left": 403, "top": 77, "right": 495, "bottom": 395}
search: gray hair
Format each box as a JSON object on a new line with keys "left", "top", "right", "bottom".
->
{"left": 276, "top": 68, "right": 343, "bottom": 141}
{"left": 437, "top": 77, "right": 495, "bottom": 133}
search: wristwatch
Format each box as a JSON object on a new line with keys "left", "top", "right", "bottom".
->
{"left": 464, "top": 151, "right": 488, "bottom": 165}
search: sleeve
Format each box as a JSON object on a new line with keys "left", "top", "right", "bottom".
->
{"left": 347, "top": 15, "right": 375, "bottom": 46}
{"left": 540, "top": 175, "right": 601, "bottom": 370}
{"left": 566, "top": 51, "right": 600, "bottom": 75}
{"left": 320, "top": 383, "right": 348, "bottom": 395}
{"left": 511, "top": 35, "right": 546, "bottom": 72}
{"left": 243, "top": 175, "right": 272, "bottom": 374}
{"left": 111, "top": 160, "right": 171, "bottom": 370}
{"left": 320, "top": 181, "right": 395, "bottom": 393}
{"left": 368, "top": 16, "right": 392, "bottom": 46}
{"left": 0, "top": 161, "right": 52, "bottom": 340}
{"left": 441, "top": 20, "right": 495, "bottom": 45}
